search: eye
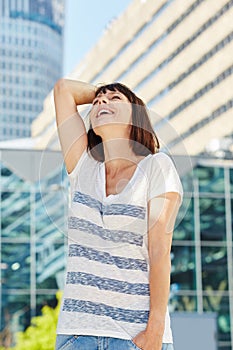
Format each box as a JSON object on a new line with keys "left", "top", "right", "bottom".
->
{"left": 92, "top": 99, "right": 98, "bottom": 105}
{"left": 111, "top": 95, "right": 121, "bottom": 100}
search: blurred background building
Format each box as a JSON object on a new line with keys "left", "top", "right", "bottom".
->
{"left": 0, "top": 0, "right": 64, "bottom": 141}
{"left": 0, "top": 0, "right": 65, "bottom": 347}
{"left": 0, "top": 148, "right": 67, "bottom": 347}
{"left": 0, "top": 0, "right": 232, "bottom": 349}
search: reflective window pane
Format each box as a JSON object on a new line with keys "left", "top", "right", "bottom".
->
{"left": 1, "top": 243, "right": 30, "bottom": 289}
{"left": 231, "top": 199, "right": 233, "bottom": 239}
{"left": 200, "top": 198, "right": 226, "bottom": 241}
{"left": 1, "top": 191, "right": 30, "bottom": 238}
{"left": 171, "top": 246, "right": 196, "bottom": 290}
{"left": 35, "top": 191, "right": 66, "bottom": 240}
{"left": 230, "top": 168, "right": 233, "bottom": 193}
{"left": 201, "top": 246, "right": 228, "bottom": 290}
{"left": 170, "top": 295, "right": 197, "bottom": 312}
{"left": 1, "top": 165, "right": 30, "bottom": 191}
{"left": 179, "top": 171, "right": 194, "bottom": 193}
{"left": 1, "top": 293, "right": 30, "bottom": 334}
{"left": 174, "top": 197, "right": 194, "bottom": 240}
{"left": 36, "top": 242, "right": 65, "bottom": 289}
{"left": 195, "top": 166, "right": 225, "bottom": 193}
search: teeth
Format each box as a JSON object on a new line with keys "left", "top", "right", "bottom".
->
{"left": 97, "top": 109, "right": 112, "bottom": 117}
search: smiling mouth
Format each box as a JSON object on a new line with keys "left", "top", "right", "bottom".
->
{"left": 97, "top": 109, "right": 114, "bottom": 118}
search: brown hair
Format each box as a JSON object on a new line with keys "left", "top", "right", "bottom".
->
{"left": 87, "top": 82, "right": 160, "bottom": 161}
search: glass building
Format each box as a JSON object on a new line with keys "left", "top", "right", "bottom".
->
{"left": 0, "top": 0, "right": 64, "bottom": 141}
{"left": 171, "top": 157, "right": 233, "bottom": 350}
{"left": 0, "top": 148, "right": 67, "bottom": 347}
{"left": 0, "top": 148, "right": 232, "bottom": 349}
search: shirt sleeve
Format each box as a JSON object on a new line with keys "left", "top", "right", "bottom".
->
{"left": 148, "top": 152, "right": 183, "bottom": 203}
{"left": 67, "top": 148, "right": 92, "bottom": 194}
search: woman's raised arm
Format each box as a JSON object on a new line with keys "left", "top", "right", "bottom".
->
{"left": 53, "top": 79, "right": 96, "bottom": 173}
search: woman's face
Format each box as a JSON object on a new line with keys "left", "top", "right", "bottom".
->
{"left": 89, "top": 89, "right": 132, "bottom": 139}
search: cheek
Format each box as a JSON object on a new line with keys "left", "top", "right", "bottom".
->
{"left": 116, "top": 103, "right": 131, "bottom": 120}
{"left": 89, "top": 108, "right": 96, "bottom": 125}
{"left": 122, "top": 106, "right": 132, "bottom": 125}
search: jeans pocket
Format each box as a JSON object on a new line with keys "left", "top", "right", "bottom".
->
{"left": 128, "top": 339, "right": 142, "bottom": 350}
{"left": 55, "top": 335, "right": 79, "bottom": 350}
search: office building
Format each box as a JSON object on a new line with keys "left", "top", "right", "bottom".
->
{"left": 32, "top": 0, "right": 233, "bottom": 156}
{"left": 0, "top": 0, "right": 65, "bottom": 140}
{"left": 0, "top": 147, "right": 67, "bottom": 347}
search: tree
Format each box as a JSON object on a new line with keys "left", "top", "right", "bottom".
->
{"left": 4, "top": 292, "right": 62, "bottom": 350}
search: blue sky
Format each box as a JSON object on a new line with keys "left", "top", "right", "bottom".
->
{"left": 63, "top": 0, "right": 132, "bottom": 76}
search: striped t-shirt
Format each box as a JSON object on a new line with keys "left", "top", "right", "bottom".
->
{"left": 57, "top": 149, "right": 183, "bottom": 342}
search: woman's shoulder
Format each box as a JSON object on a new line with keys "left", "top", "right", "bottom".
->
{"left": 150, "top": 151, "right": 174, "bottom": 166}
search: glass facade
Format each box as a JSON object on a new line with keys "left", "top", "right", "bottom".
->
{"left": 0, "top": 0, "right": 64, "bottom": 141}
{"left": 171, "top": 160, "right": 233, "bottom": 350}
{"left": 0, "top": 150, "right": 68, "bottom": 347}
{"left": 0, "top": 151, "right": 232, "bottom": 349}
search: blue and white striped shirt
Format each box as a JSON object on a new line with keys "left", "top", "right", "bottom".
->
{"left": 57, "top": 149, "right": 183, "bottom": 342}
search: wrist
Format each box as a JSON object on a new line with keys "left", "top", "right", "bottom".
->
{"left": 146, "top": 315, "right": 165, "bottom": 335}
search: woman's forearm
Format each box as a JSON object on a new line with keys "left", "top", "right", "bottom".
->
{"left": 132, "top": 253, "right": 171, "bottom": 349}
{"left": 146, "top": 194, "right": 180, "bottom": 336}
{"left": 54, "top": 79, "right": 96, "bottom": 106}
{"left": 146, "top": 254, "right": 171, "bottom": 335}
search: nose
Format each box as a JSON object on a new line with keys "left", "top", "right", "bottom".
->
{"left": 97, "top": 94, "right": 109, "bottom": 104}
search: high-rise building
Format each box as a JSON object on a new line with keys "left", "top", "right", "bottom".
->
{"left": 0, "top": 0, "right": 65, "bottom": 141}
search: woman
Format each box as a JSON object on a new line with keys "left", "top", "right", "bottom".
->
{"left": 54, "top": 79, "right": 183, "bottom": 350}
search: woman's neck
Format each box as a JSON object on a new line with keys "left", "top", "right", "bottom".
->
{"left": 102, "top": 139, "right": 140, "bottom": 174}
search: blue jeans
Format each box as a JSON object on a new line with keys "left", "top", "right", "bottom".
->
{"left": 55, "top": 335, "right": 174, "bottom": 350}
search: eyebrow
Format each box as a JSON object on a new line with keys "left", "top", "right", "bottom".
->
{"left": 96, "top": 91, "right": 121, "bottom": 97}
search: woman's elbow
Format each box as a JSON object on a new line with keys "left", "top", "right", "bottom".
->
{"left": 54, "top": 78, "right": 67, "bottom": 93}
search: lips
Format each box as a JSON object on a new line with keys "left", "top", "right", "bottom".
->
{"left": 97, "top": 108, "right": 114, "bottom": 118}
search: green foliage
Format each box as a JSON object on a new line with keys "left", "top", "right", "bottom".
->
{"left": 10, "top": 291, "right": 62, "bottom": 350}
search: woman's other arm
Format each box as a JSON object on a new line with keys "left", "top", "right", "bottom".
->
{"left": 53, "top": 79, "right": 96, "bottom": 173}
{"left": 133, "top": 192, "right": 181, "bottom": 350}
